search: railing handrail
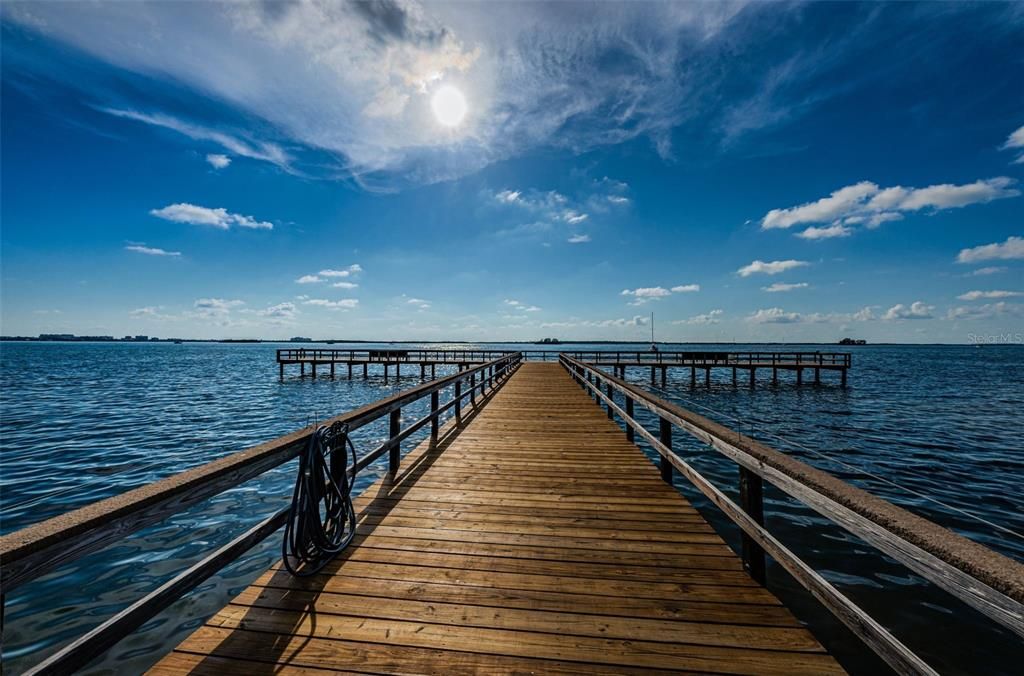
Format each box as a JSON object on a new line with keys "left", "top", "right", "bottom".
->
{"left": 560, "top": 354, "right": 1023, "bottom": 674}
{"left": 0, "top": 354, "right": 522, "bottom": 592}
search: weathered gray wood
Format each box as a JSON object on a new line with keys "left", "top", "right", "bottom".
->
{"left": 739, "top": 467, "right": 766, "bottom": 584}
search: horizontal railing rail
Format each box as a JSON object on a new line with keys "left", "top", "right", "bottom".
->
{"left": 560, "top": 354, "right": 1023, "bottom": 676}
{"left": 276, "top": 348, "right": 517, "bottom": 362}
{"left": 1, "top": 353, "right": 523, "bottom": 674}
{"left": 562, "top": 350, "right": 851, "bottom": 367}
{"left": 275, "top": 348, "right": 851, "bottom": 367}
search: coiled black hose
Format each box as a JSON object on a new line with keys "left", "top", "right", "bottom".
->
{"left": 282, "top": 421, "right": 358, "bottom": 576}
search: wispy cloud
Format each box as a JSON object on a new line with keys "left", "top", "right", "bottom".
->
{"left": 673, "top": 309, "right": 724, "bottom": 325}
{"left": 125, "top": 244, "right": 181, "bottom": 257}
{"left": 504, "top": 299, "right": 541, "bottom": 312}
{"left": 737, "top": 259, "right": 808, "bottom": 277}
{"left": 567, "top": 234, "right": 591, "bottom": 244}
{"left": 957, "top": 290, "right": 1022, "bottom": 301}
{"left": 762, "top": 178, "right": 1019, "bottom": 235}
{"left": 762, "top": 282, "right": 808, "bottom": 292}
{"left": 956, "top": 236, "right": 1024, "bottom": 263}
{"left": 1001, "top": 124, "right": 1024, "bottom": 164}
{"left": 946, "top": 302, "right": 1022, "bottom": 321}
{"left": 966, "top": 266, "right": 1008, "bottom": 276}
{"left": 150, "top": 203, "right": 273, "bottom": 230}
{"left": 407, "top": 298, "right": 431, "bottom": 310}
{"left": 303, "top": 298, "right": 359, "bottom": 310}
{"left": 295, "top": 264, "right": 363, "bottom": 285}
{"left": 100, "top": 108, "right": 291, "bottom": 171}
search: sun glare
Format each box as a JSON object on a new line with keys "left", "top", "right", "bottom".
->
{"left": 431, "top": 85, "right": 467, "bottom": 127}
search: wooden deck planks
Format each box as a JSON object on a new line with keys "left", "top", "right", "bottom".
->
{"left": 152, "top": 362, "right": 842, "bottom": 675}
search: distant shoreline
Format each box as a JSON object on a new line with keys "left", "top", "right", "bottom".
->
{"left": 1, "top": 337, "right": 1016, "bottom": 346}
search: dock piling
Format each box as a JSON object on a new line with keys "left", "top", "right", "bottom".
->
{"left": 739, "top": 466, "right": 767, "bottom": 584}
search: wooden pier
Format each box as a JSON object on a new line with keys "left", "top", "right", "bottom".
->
{"left": 277, "top": 348, "right": 852, "bottom": 388}
{"left": 3, "top": 352, "right": 1022, "bottom": 675}
{"left": 153, "top": 362, "right": 841, "bottom": 674}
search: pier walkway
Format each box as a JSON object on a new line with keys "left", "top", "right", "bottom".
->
{"left": 152, "top": 362, "right": 841, "bottom": 674}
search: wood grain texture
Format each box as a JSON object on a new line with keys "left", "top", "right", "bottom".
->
{"left": 151, "top": 362, "right": 842, "bottom": 675}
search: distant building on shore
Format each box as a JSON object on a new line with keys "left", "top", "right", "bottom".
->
{"left": 838, "top": 337, "right": 867, "bottom": 345}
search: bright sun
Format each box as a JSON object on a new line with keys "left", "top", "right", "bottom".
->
{"left": 431, "top": 85, "right": 467, "bottom": 127}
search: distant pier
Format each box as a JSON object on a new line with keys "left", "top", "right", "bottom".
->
{"left": 277, "top": 348, "right": 852, "bottom": 388}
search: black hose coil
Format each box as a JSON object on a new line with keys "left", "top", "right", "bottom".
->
{"left": 282, "top": 421, "right": 358, "bottom": 576}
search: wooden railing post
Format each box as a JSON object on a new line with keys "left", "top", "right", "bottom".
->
{"left": 625, "top": 397, "right": 635, "bottom": 442}
{"left": 606, "top": 382, "right": 614, "bottom": 419}
{"left": 455, "top": 380, "right": 462, "bottom": 422}
{"left": 470, "top": 372, "right": 476, "bottom": 405}
{"left": 658, "top": 417, "right": 672, "bottom": 483}
{"left": 430, "top": 391, "right": 439, "bottom": 444}
{"left": 739, "top": 466, "right": 767, "bottom": 584}
{"left": 389, "top": 408, "right": 401, "bottom": 474}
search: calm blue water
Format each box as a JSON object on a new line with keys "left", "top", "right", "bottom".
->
{"left": 1, "top": 341, "right": 1021, "bottom": 674}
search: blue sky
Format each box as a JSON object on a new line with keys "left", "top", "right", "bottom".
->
{"left": 1, "top": 1, "right": 1022, "bottom": 342}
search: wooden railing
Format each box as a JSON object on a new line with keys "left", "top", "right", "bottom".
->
{"left": 560, "top": 354, "right": 1023, "bottom": 676}
{"left": 562, "top": 350, "right": 851, "bottom": 367}
{"left": 276, "top": 348, "right": 516, "bottom": 362}
{"left": 0, "top": 353, "right": 522, "bottom": 674}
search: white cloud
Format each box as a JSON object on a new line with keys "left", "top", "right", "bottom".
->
{"left": 762, "top": 282, "right": 808, "bottom": 292}
{"left": 206, "top": 153, "right": 231, "bottom": 169}
{"left": 796, "top": 224, "right": 852, "bottom": 240}
{"left": 673, "top": 309, "right": 723, "bottom": 325}
{"left": 332, "top": 281, "right": 359, "bottom": 289}
{"left": 125, "top": 244, "right": 181, "bottom": 256}
{"left": 407, "top": 298, "right": 431, "bottom": 309}
{"left": 150, "top": 203, "right": 273, "bottom": 229}
{"left": 967, "top": 266, "right": 1008, "bottom": 276}
{"left": 747, "top": 307, "right": 802, "bottom": 324}
{"left": 762, "top": 178, "right": 1019, "bottom": 234}
{"left": 303, "top": 298, "right": 359, "bottom": 310}
{"left": 946, "top": 302, "right": 1022, "bottom": 321}
{"left": 608, "top": 195, "right": 630, "bottom": 205}
{"left": 956, "top": 236, "right": 1024, "bottom": 263}
{"left": 567, "top": 234, "right": 591, "bottom": 244}
{"left": 296, "top": 275, "right": 323, "bottom": 284}
{"left": 957, "top": 290, "right": 1022, "bottom": 301}
{"left": 192, "top": 298, "right": 244, "bottom": 320}
{"left": 966, "top": 266, "right": 1008, "bottom": 276}
{"left": 504, "top": 299, "right": 540, "bottom": 312}
{"left": 621, "top": 287, "right": 671, "bottom": 298}
{"left": 256, "top": 301, "right": 298, "bottom": 320}
{"left": 130, "top": 306, "right": 174, "bottom": 320}
{"left": 670, "top": 284, "right": 700, "bottom": 293}
{"left": 1002, "top": 124, "right": 1024, "bottom": 164}
{"left": 737, "top": 259, "right": 809, "bottom": 276}
{"left": 319, "top": 265, "right": 362, "bottom": 278}
{"left": 882, "top": 301, "right": 934, "bottom": 320}
{"left": 495, "top": 190, "right": 522, "bottom": 204}
{"left": 563, "top": 211, "right": 588, "bottom": 225}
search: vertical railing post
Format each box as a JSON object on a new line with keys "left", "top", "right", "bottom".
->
{"left": 606, "top": 382, "right": 614, "bottom": 419}
{"left": 389, "top": 408, "right": 401, "bottom": 474}
{"left": 470, "top": 372, "right": 476, "bottom": 405}
{"left": 455, "top": 379, "right": 462, "bottom": 422}
{"left": 658, "top": 417, "right": 672, "bottom": 483}
{"left": 430, "top": 390, "right": 439, "bottom": 444}
{"left": 739, "top": 467, "right": 767, "bottom": 584}
{"left": 625, "top": 396, "right": 635, "bottom": 442}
